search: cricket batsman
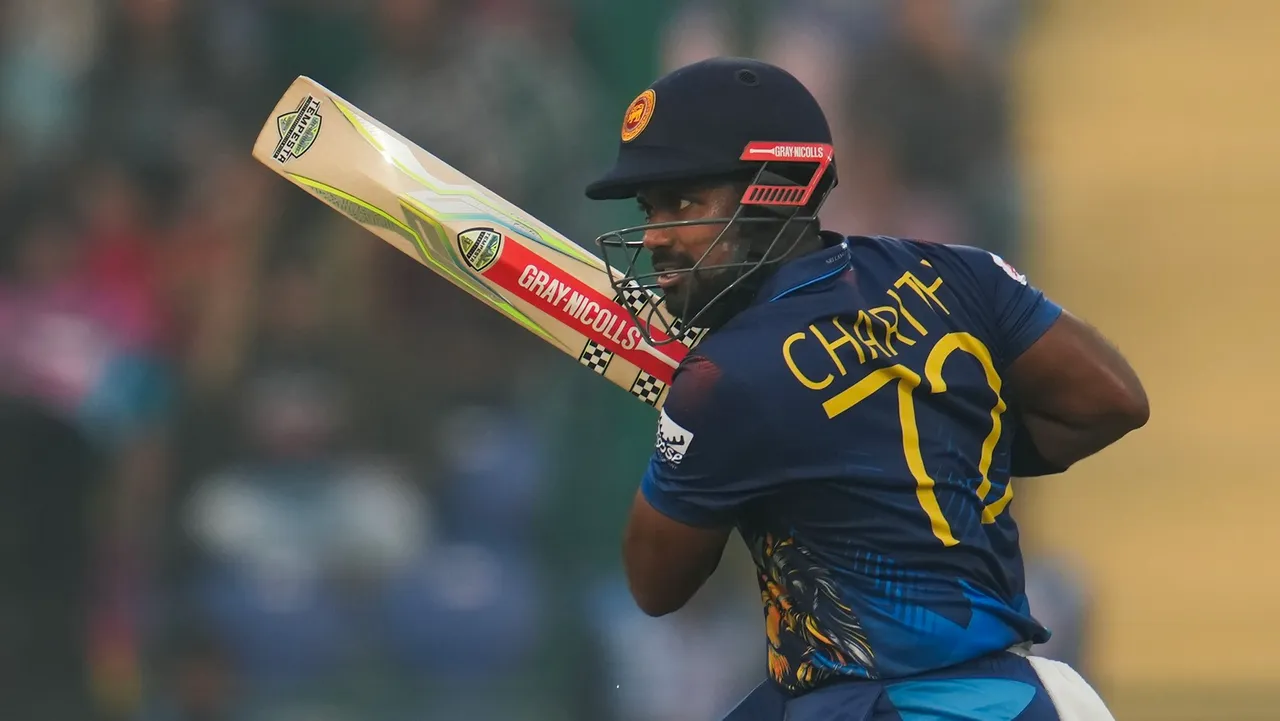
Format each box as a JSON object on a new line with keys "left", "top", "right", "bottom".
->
{"left": 584, "top": 57, "right": 1149, "bottom": 721}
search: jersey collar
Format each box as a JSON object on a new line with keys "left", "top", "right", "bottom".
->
{"left": 756, "top": 231, "right": 851, "bottom": 304}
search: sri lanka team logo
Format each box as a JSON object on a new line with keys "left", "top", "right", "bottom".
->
{"left": 621, "top": 89, "right": 656, "bottom": 142}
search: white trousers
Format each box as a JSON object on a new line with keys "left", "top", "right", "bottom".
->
{"left": 1015, "top": 647, "right": 1118, "bottom": 721}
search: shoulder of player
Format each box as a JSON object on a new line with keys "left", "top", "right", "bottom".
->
{"left": 671, "top": 346, "right": 734, "bottom": 391}
{"left": 848, "top": 235, "right": 1013, "bottom": 283}
{"left": 846, "top": 234, "right": 950, "bottom": 263}
{"left": 665, "top": 345, "right": 758, "bottom": 420}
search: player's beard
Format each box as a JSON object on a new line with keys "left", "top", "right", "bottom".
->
{"left": 652, "top": 244, "right": 761, "bottom": 330}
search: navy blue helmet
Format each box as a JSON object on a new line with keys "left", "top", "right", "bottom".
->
{"left": 587, "top": 57, "right": 839, "bottom": 342}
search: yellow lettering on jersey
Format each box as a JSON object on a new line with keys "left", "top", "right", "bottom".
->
{"left": 925, "top": 333, "right": 1009, "bottom": 522}
{"left": 895, "top": 267, "right": 949, "bottom": 315}
{"left": 782, "top": 332, "right": 833, "bottom": 390}
{"left": 780, "top": 265, "right": 951, "bottom": 393}
{"left": 820, "top": 364, "right": 958, "bottom": 547}
{"left": 886, "top": 289, "right": 929, "bottom": 337}
{"left": 772, "top": 254, "right": 1018, "bottom": 547}
{"left": 809, "top": 320, "right": 865, "bottom": 372}
{"left": 868, "top": 305, "right": 916, "bottom": 355}
{"left": 852, "top": 311, "right": 890, "bottom": 360}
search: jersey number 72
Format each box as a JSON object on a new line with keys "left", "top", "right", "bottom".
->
{"left": 822, "top": 331, "right": 1012, "bottom": 547}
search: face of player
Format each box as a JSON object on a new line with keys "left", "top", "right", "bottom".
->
{"left": 636, "top": 181, "right": 745, "bottom": 321}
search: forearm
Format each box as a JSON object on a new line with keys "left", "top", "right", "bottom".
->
{"left": 1015, "top": 409, "right": 1143, "bottom": 474}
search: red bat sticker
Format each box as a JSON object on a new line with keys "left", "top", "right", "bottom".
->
{"left": 483, "top": 235, "right": 688, "bottom": 382}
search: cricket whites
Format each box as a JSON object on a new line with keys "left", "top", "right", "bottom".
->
{"left": 252, "top": 76, "right": 704, "bottom": 409}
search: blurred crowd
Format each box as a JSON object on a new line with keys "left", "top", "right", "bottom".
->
{"left": 0, "top": 1, "right": 1081, "bottom": 720}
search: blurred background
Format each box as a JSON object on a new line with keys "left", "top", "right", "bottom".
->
{"left": 0, "top": 0, "right": 1274, "bottom": 719}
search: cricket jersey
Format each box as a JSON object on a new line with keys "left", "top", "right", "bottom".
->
{"left": 642, "top": 232, "right": 1063, "bottom": 693}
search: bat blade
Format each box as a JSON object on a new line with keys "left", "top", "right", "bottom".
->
{"left": 252, "top": 76, "right": 704, "bottom": 409}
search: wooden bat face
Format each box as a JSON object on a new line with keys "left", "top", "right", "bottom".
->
{"left": 253, "top": 76, "right": 706, "bottom": 409}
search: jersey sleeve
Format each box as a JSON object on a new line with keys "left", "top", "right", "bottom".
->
{"left": 948, "top": 245, "right": 1063, "bottom": 366}
{"left": 640, "top": 355, "right": 766, "bottom": 529}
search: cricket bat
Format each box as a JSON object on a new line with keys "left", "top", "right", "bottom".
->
{"left": 252, "top": 76, "right": 704, "bottom": 409}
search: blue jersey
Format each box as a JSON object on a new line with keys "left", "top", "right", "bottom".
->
{"left": 643, "top": 233, "right": 1063, "bottom": 694}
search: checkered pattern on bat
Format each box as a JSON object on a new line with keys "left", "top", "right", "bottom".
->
{"left": 629, "top": 371, "right": 666, "bottom": 406}
{"left": 614, "top": 283, "right": 651, "bottom": 316}
{"left": 668, "top": 320, "right": 708, "bottom": 348}
{"left": 613, "top": 282, "right": 706, "bottom": 347}
{"left": 578, "top": 340, "right": 614, "bottom": 375}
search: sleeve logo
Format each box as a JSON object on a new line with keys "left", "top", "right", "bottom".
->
{"left": 655, "top": 408, "right": 693, "bottom": 466}
{"left": 991, "top": 253, "right": 1027, "bottom": 285}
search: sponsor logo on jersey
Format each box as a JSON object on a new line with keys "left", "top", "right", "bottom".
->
{"left": 273, "top": 96, "right": 322, "bottom": 163}
{"left": 655, "top": 408, "right": 693, "bottom": 465}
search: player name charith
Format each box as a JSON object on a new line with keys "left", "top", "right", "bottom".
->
{"left": 516, "top": 264, "right": 643, "bottom": 350}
